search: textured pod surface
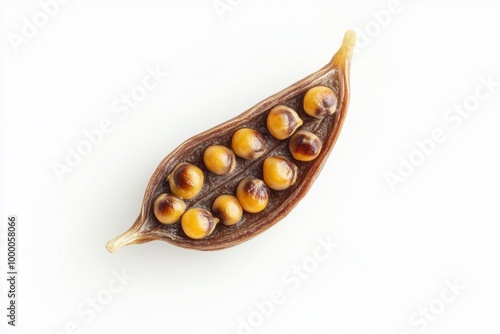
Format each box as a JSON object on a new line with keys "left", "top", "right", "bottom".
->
{"left": 106, "top": 31, "right": 356, "bottom": 252}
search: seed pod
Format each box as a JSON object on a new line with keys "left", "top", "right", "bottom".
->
{"left": 267, "top": 105, "right": 303, "bottom": 140}
{"left": 303, "top": 86, "right": 338, "bottom": 118}
{"left": 167, "top": 163, "right": 204, "bottom": 199}
{"left": 263, "top": 156, "right": 298, "bottom": 191}
{"left": 236, "top": 177, "right": 270, "bottom": 213}
{"left": 212, "top": 194, "right": 243, "bottom": 226}
{"left": 106, "top": 31, "right": 356, "bottom": 252}
{"left": 288, "top": 130, "right": 323, "bottom": 162}
{"left": 181, "top": 208, "right": 219, "bottom": 239}
{"left": 153, "top": 194, "right": 186, "bottom": 225}
{"left": 203, "top": 145, "right": 236, "bottom": 175}
{"left": 231, "top": 128, "right": 266, "bottom": 159}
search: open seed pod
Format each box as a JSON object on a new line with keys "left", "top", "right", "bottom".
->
{"left": 106, "top": 30, "right": 356, "bottom": 252}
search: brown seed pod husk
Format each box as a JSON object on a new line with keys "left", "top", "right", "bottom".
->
{"left": 105, "top": 31, "right": 356, "bottom": 252}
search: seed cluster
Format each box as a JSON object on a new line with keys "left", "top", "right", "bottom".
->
{"left": 153, "top": 85, "right": 338, "bottom": 239}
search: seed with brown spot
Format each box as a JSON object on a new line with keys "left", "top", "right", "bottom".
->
{"left": 181, "top": 208, "right": 219, "bottom": 239}
{"left": 236, "top": 177, "right": 270, "bottom": 213}
{"left": 167, "top": 163, "right": 204, "bottom": 199}
{"left": 153, "top": 193, "right": 186, "bottom": 225}
{"left": 212, "top": 194, "right": 243, "bottom": 226}
{"left": 203, "top": 145, "right": 236, "bottom": 175}
{"left": 263, "top": 156, "right": 298, "bottom": 191}
{"left": 288, "top": 130, "right": 322, "bottom": 161}
{"left": 231, "top": 128, "right": 266, "bottom": 160}
{"left": 266, "top": 105, "right": 303, "bottom": 140}
{"left": 303, "top": 86, "right": 338, "bottom": 118}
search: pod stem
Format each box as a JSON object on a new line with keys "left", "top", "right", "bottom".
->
{"left": 330, "top": 30, "right": 357, "bottom": 69}
{"left": 105, "top": 224, "right": 142, "bottom": 253}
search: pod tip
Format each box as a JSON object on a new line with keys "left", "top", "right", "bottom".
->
{"left": 330, "top": 30, "right": 357, "bottom": 68}
{"left": 105, "top": 228, "right": 141, "bottom": 253}
{"left": 342, "top": 30, "right": 357, "bottom": 50}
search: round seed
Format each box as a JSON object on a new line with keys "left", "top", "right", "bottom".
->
{"left": 203, "top": 145, "right": 236, "bottom": 175}
{"left": 167, "top": 163, "right": 204, "bottom": 199}
{"left": 153, "top": 193, "right": 186, "bottom": 225}
{"left": 288, "top": 130, "right": 322, "bottom": 161}
{"left": 181, "top": 208, "right": 219, "bottom": 239}
{"left": 236, "top": 177, "right": 270, "bottom": 213}
{"left": 263, "top": 156, "right": 298, "bottom": 191}
{"left": 266, "top": 105, "right": 303, "bottom": 140}
{"left": 231, "top": 128, "right": 266, "bottom": 160}
{"left": 212, "top": 194, "right": 243, "bottom": 226}
{"left": 303, "top": 86, "right": 338, "bottom": 118}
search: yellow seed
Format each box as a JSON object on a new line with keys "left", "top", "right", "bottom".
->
{"left": 288, "top": 130, "right": 322, "bottom": 161}
{"left": 231, "top": 128, "right": 266, "bottom": 159}
{"left": 236, "top": 177, "right": 270, "bottom": 213}
{"left": 181, "top": 208, "right": 219, "bottom": 239}
{"left": 203, "top": 145, "right": 236, "bottom": 175}
{"left": 153, "top": 193, "right": 186, "bottom": 225}
{"left": 167, "top": 163, "right": 204, "bottom": 199}
{"left": 212, "top": 194, "right": 243, "bottom": 226}
{"left": 303, "top": 86, "right": 338, "bottom": 118}
{"left": 263, "top": 156, "right": 298, "bottom": 191}
{"left": 266, "top": 105, "right": 303, "bottom": 140}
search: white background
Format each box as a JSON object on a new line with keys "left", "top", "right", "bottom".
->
{"left": 1, "top": 1, "right": 499, "bottom": 333}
